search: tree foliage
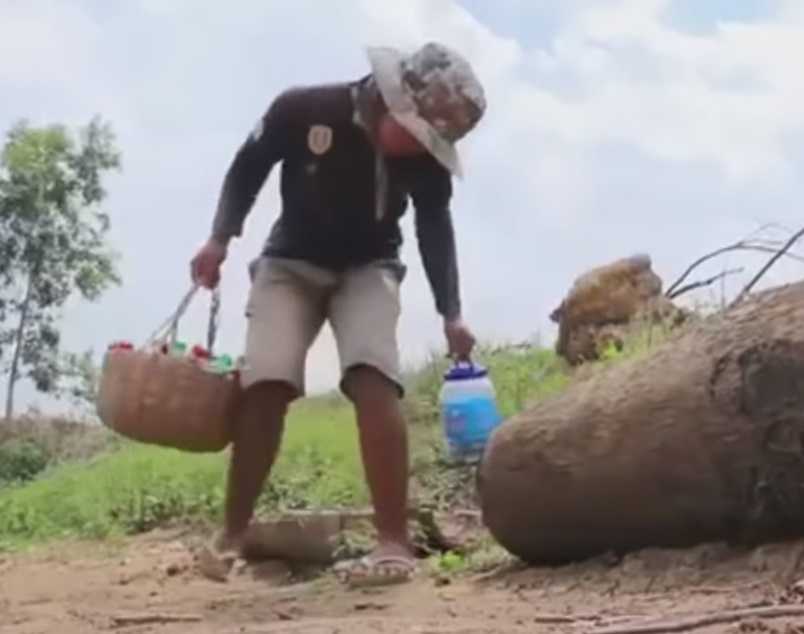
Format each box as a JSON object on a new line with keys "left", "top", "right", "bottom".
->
{"left": 0, "top": 117, "right": 121, "bottom": 419}
{"left": 59, "top": 348, "right": 102, "bottom": 416}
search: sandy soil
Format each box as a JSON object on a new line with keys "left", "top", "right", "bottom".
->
{"left": 4, "top": 528, "right": 804, "bottom": 634}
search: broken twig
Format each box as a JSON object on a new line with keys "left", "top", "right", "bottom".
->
{"left": 590, "top": 604, "right": 804, "bottom": 634}
{"left": 667, "top": 268, "right": 743, "bottom": 300}
{"left": 732, "top": 225, "right": 804, "bottom": 306}
{"left": 531, "top": 612, "right": 603, "bottom": 624}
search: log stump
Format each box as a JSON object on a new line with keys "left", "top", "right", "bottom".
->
{"left": 551, "top": 254, "right": 686, "bottom": 365}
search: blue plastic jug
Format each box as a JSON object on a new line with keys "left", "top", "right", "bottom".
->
{"left": 439, "top": 361, "right": 503, "bottom": 464}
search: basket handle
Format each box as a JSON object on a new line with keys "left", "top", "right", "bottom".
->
{"left": 147, "top": 285, "right": 222, "bottom": 354}
{"left": 206, "top": 286, "right": 221, "bottom": 355}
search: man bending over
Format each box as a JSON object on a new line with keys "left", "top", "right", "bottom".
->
{"left": 190, "top": 42, "right": 486, "bottom": 587}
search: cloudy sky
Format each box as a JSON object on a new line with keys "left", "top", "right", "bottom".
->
{"left": 2, "top": 0, "right": 804, "bottom": 415}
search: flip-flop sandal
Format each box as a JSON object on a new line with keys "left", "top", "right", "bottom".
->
{"left": 196, "top": 542, "right": 247, "bottom": 582}
{"left": 333, "top": 555, "right": 418, "bottom": 589}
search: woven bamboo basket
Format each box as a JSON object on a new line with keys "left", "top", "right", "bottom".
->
{"left": 96, "top": 286, "right": 239, "bottom": 453}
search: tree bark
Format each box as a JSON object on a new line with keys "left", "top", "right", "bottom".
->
{"left": 478, "top": 279, "right": 804, "bottom": 564}
{"left": 4, "top": 271, "right": 34, "bottom": 421}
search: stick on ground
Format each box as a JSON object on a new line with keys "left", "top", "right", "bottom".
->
{"left": 590, "top": 605, "right": 804, "bottom": 634}
{"left": 111, "top": 612, "right": 203, "bottom": 627}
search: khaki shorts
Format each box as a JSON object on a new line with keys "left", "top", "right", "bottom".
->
{"left": 239, "top": 256, "right": 405, "bottom": 399}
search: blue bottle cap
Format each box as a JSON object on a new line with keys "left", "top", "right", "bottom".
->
{"left": 444, "top": 361, "right": 488, "bottom": 381}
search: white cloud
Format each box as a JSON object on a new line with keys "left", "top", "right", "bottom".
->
{"left": 506, "top": 0, "right": 804, "bottom": 181}
{"left": 0, "top": 1, "right": 100, "bottom": 84}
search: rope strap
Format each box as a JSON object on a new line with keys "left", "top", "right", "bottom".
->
{"left": 147, "top": 285, "right": 221, "bottom": 353}
{"left": 207, "top": 287, "right": 221, "bottom": 355}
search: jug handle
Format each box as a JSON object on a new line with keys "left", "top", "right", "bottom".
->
{"left": 452, "top": 359, "right": 476, "bottom": 370}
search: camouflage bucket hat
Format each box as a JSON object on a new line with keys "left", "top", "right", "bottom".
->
{"left": 366, "top": 42, "right": 486, "bottom": 178}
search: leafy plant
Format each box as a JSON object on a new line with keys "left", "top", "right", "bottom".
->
{"left": 0, "top": 440, "right": 49, "bottom": 485}
{"left": 59, "top": 348, "right": 102, "bottom": 416}
{"left": 435, "top": 550, "right": 467, "bottom": 574}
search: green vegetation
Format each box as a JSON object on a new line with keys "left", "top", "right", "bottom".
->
{"left": 0, "top": 342, "right": 571, "bottom": 552}
{"left": 0, "top": 334, "right": 659, "bottom": 555}
{"left": 0, "top": 440, "right": 49, "bottom": 486}
{"left": 0, "top": 399, "right": 365, "bottom": 550}
{"left": 428, "top": 539, "right": 514, "bottom": 578}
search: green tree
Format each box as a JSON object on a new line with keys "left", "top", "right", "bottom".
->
{"left": 60, "top": 348, "right": 102, "bottom": 418}
{"left": 0, "top": 117, "right": 121, "bottom": 420}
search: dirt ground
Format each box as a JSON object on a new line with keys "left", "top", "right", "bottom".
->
{"left": 5, "top": 528, "right": 804, "bottom": 634}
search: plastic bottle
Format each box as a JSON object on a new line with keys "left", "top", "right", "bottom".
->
{"left": 170, "top": 341, "right": 188, "bottom": 357}
{"left": 208, "top": 354, "right": 234, "bottom": 374}
{"left": 439, "top": 361, "right": 503, "bottom": 464}
{"left": 108, "top": 341, "right": 134, "bottom": 352}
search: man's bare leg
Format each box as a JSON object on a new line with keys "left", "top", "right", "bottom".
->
{"left": 199, "top": 380, "right": 295, "bottom": 580}
{"left": 338, "top": 366, "right": 415, "bottom": 583}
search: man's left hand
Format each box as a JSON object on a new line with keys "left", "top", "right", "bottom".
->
{"left": 444, "top": 317, "right": 476, "bottom": 361}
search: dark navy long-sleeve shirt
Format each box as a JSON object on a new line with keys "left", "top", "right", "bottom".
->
{"left": 211, "top": 79, "right": 462, "bottom": 320}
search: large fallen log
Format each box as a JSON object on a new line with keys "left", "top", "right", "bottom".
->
{"left": 478, "top": 280, "right": 804, "bottom": 564}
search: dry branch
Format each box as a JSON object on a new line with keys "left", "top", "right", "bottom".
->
{"left": 666, "top": 241, "right": 804, "bottom": 298}
{"left": 744, "top": 242, "right": 804, "bottom": 263}
{"left": 733, "top": 225, "right": 804, "bottom": 306}
{"left": 667, "top": 268, "right": 743, "bottom": 300}
{"left": 590, "top": 604, "right": 804, "bottom": 634}
{"left": 749, "top": 221, "right": 799, "bottom": 238}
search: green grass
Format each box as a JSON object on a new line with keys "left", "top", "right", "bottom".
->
{"left": 0, "top": 336, "right": 628, "bottom": 553}
{"left": 0, "top": 398, "right": 369, "bottom": 550}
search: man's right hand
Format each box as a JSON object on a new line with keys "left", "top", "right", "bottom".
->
{"left": 190, "top": 237, "right": 228, "bottom": 289}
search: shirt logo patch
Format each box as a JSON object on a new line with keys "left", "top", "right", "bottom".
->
{"left": 307, "top": 125, "right": 333, "bottom": 155}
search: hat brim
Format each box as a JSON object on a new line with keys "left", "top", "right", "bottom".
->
{"left": 365, "top": 46, "right": 463, "bottom": 178}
